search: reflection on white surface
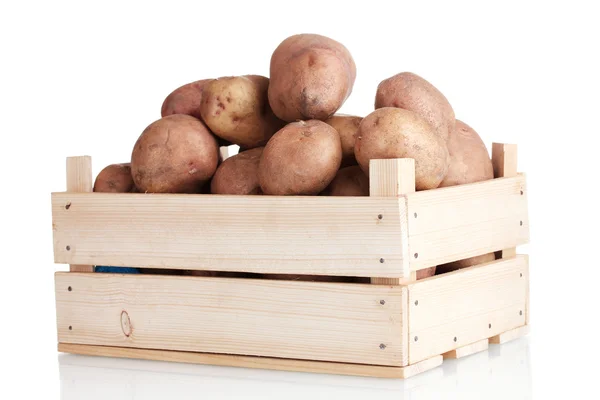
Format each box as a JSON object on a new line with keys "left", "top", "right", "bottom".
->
{"left": 59, "top": 337, "right": 531, "bottom": 400}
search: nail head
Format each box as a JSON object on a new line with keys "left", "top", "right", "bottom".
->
{"left": 414, "top": 253, "right": 419, "bottom": 259}
{"left": 414, "top": 300, "right": 419, "bottom": 306}
{"left": 379, "top": 300, "right": 385, "bottom": 305}
{"left": 66, "top": 245, "right": 71, "bottom": 251}
{"left": 520, "top": 220, "right": 523, "bottom": 226}
{"left": 454, "top": 337, "right": 457, "bottom": 342}
{"left": 489, "top": 323, "right": 492, "bottom": 329}
{"left": 379, "top": 343, "right": 386, "bottom": 350}
{"left": 379, "top": 258, "right": 385, "bottom": 263}
{"left": 520, "top": 310, "right": 523, "bottom": 316}
{"left": 68, "top": 286, "right": 72, "bottom": 292}
{"left": 65, "top": 202, "right": 71, "bottom": 210}
{"left": 378, "top": 214, "right": 383, "bottom": 220}
{"left": 69, "top": 326, "right": 72, "bottom": 330}
{"left": 414, "top": 212, "right": 418, "bottom": 218}
{"left": 414, "top": 336, "right": 418, "bottom": 342}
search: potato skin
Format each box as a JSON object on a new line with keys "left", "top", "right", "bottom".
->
{"left": 258, "top": 120, "right": 342, "bottom": 195}
{"left": 93, "top": 163, "right": 135, "bottom": 193}
{"left": 131, "top": 114, "right": 219, "bottom": 193}
{"left": 416, "top": 266, "right": 436, "bottom": 280}
{"left": 161, "top": 79, "right": 211, "bottom": 120}
{"left": 268, "top": 34, "right": 356, "bottom": 121}
{"left": 375, "top": 72, "right": 455, "bottom": 141}
{"left": 322, "top": 166, "right": 369, "bottom": 196}
{"left": 324, "top": 114, "right": 362, "bottom": 166}
{"left": 439, "top": 120, "right": 493, "bottom": 188}
{"left": 211, "top": 147, "right": 264, "bottom": 195}
{"left": 436, "top": 253, "right": 496, "bottom": 275}
{"left": 355, "top": 107, "right": 449, "bottom": 190}
{"left": 200, "top": 75, "right": 284, "bottom": 149}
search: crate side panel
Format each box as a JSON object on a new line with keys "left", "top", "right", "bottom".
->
{"left": 55, "top": 273, "right": 406, "bottom": 366}
{"left": 408, "top": 256, "right": 528, "bottom": 364}
{"left": 407, "top": 175, "right": 529, "bottom": 270}
{"left": 52, "top": 193, "right": 406, "bottom": 278}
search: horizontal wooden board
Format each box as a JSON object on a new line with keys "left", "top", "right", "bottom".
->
{"left": 443, "top": 339, "right": 489, "bottom": 359}
{"left": 58, "top": 343, "right": 438, "bottom": 379}
{"left": 55, "top": 273, "right": 406, "bottom": 366}
{"left": 52, "top": 193, "right": 406, "bottom": 278}
{"left": 407, "top": 256, "right": 528, "bottom": 364}
{"left": 406, "top": 175, "right": 529, "bottom": 270}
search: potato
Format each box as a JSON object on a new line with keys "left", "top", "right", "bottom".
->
{"left": 266, "top": 274, "right": 356, "bottom": 283}
{"left": 161, "top": 79, "right": 210, "bottom": 120}
{"left": 375, "top": 72, "right": 455, "bottom": 141}
{"left": 93, "top": 163, "right": 135, "bottom": 193}
{"left": 439, "top": 120, "right": 493, "bottom": 187}
{"left": 258, "top": 120, "right": 342, "bottom": 195}
{"left": 355, "top": 107, "right": 449, "bottom": 190}
{"left": 416, "top": 266, "right": 436, "bottom": 280}
{"left": 268, "top": 34, "right": 356, "bottom": 121}
{"left": 211, "top": 147, "right": 264, "bottom": 195}
{"left": 199, "top": 75, "right": 284, "bottom": 149}
{"left": 322, "top": 166, "right": 369, "bottom": 196}
{"left": 324, "top": 114, "right": 362, "bottom": 166}
{"left": 131, "top": 114, "right": 219, "bottom": 193}
{"left": 436, "top": 253, "right": 496, "bottom": 275}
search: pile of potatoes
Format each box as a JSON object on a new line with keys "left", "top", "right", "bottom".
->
{"left": 94, "top": 33, "right": 495, "bottom": 280}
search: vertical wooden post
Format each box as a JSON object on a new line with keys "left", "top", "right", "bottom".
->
{"left": 66, "top": 156, "right": 94, "bottom": 273}
{"left": 491, "top": 143, "right": 518, "bottom": 259}
{"left": 369, "top": 159, "right": 415, "bottom": 284}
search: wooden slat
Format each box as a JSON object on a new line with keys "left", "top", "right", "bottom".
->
{"left": 406, "top": 175, "right": 529, "bottom": 271}
{"left": 55, "top": 273, "right": 406, "bottom": 366}
{"left": 492, "top": 143, "right": 518, "bottom": 259}
{"left": 369, "top": 159, "right": 413, "bottom": 284}
{"left": 51, "top": 193, "right": 406, "bottom": 278}
{"left": 489, "top": 325, "right": 530, "bottom": 345}
{"left": 58, "top": 343, "right": 437, "bottom": 379}
{"left": 443, "top": 339, "right": 489, "bottom": 359}
{"left": 66, "top": 156, "right": 94, "bottom": 273}
{"left": 407, "top": 256, "right": 528, "bottom": 364}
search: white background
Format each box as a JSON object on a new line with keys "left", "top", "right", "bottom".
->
{"left": 1, "top": 0, "right": 598, "bottom": 398}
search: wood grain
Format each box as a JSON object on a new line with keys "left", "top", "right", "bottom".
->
{"left": 57, "top": 343, "right": 436, "bottom": 379}
{"left": 407, "top": 256, "right": 528, "bottom": 364}
{"left": 55, "top": 273, "right": 407, "bottom": 366}
{"left": 492, "top": 143, "right": 519, "bottom": 259}
{"left": 66, "top": 156, "right": 94, "bottom": 273}
{"left": 442, "top": 339, "right": 489, "bottom": 359}
{"left": 369, "top": 159, "right": 414, "bottom": 284}
{"left": 489, "top": 325, "right": 530, "bottom": 345}
{"left": 406, "top": 175, "right": 529, "bottom": 271}
{"left": 51, "top": 192, "right": 406, "bottom": 278}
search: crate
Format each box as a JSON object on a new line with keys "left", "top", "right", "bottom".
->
{"left": 51, "top": 142, "right": 530, "bottom": 379}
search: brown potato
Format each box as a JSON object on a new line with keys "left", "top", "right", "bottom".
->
{"left": 375, "top": 72, "right": 455, "bottom": 141}
{"left": 93, "top": 163, "right": 135, "bottom": 193}
{"left": 417, "top": 266, "right": 437, "bottom": 280}
{"left": 322, "top": 166, "right": 369, "bottom": 196}
{"left": 324, "top": 114, "right": 362, "bottom": 166}
{"left": 355, "top": 107, "right": 449, "bottom": 190}
{"left": 439, "top": 120, "right": 493, "bottom": 188}
{"left": 131, "top": 114, "right": 219, "bottom": 193}
{"left": 268, "top": 34, "right": 356, "bottom": 121}
{"left": 161, "top": 79, "right": 210, "bottom": 120}
{"left": 200, "top": 75, "right": 284, "bottom": 149}
{"left": 211, "top": 147, "right": 264, "bottom": 195}
{"left": 436, "top": 253, "right": 496, "bottom": 275}
{"left": 258, "top": 120, "right": 342, "bottom": 195}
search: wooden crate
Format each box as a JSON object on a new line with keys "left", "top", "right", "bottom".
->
{"left": 51, "top": 142, "right": 530, "bottom": 379}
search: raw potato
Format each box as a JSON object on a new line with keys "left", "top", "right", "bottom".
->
{"left": 93, "top": 163, "right": 135, "bottom": 193}
{"left": 131, "top": 114, "right": 219, "bottom": 193}
{"left": 161, "top": 79, "right": 210, "bottom": 120}
{"left": 355, "top": 107, "right": 449, "bottom": 190}
{"left": 375, "top": 72, "right": 455, "bottom": 141}
{"left": 200, "top": 75, "right": 284, "bottom": 149}
{"left": 258, "top": 120, "right": 342, "bottom": 195}
{"left": 417, "top": 266, "right": 436, "bottom": 280}
{"left": 324, "top": 114, "right": 362, "bottom": 166}
{"left": 211, "top": 147, "right": 264, "bottom": 195}
{"left": 322, "top": 166, "right": 369, "bottom": 196}
{"left": 439, "top": 119, "right": 494, "bottom": 187}
{"left": 268, "top": 34, "right": 356, "bottom": 121}
{"left": 436, "top": 253, "right": 496, "bottom": 275}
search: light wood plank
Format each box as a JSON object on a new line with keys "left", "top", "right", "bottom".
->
{"left": 51, "top": 193, "right": 406, "bottom": 278}
{"left": 407, "top": 256, "right": 528, "bottom": 364}
{"left": 406, "top": 175, "right": 529, "bottom": 271}
{"left": 369, "top": 159, "right": 414, "bottom": 284}
{"left": 489, "top": 325, "right": 530, "bottom": 345}
{"left": 443, "top": 339, "right": 489, "bottom": 359}
{"left": 492, "top": 143, "right": 519, "bottom": 258}
{"left": 55, "top": 273, "right": 406, "bottom": 366}
{"left": 58, "top": 343, "right": 436, "bottom": 379}
{"left": 66, "top": 156, "right": 94, "bottom": 273}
